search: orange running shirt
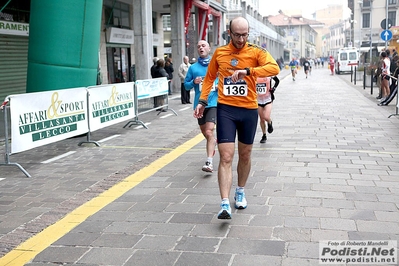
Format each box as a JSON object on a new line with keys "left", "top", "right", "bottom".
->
{"left": 199, "top": 42, "right": 280, "bottom": 109}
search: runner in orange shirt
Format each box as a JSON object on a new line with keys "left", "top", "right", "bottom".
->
{"left": 194, "top": 16, "right": 280, "bottom": 219}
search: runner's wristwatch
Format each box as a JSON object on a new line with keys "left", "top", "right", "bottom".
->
{"left": 244, "top": 67, "right": 250, "bottom": 76}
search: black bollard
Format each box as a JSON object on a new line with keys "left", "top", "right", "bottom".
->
{"left": 351, "top": 66, "right": 353, "bottom": 83}
{"left": 354, "top": 66, "right": 357, "bottom": 85}
{"left": 363, "top": 67, "right": 366, "bottom": 90}
{"left": 370, "top": 68, "right": 374, "bottom": 95}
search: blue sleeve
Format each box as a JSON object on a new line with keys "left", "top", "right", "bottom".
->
{"left": 184, "top": 67, "right": 194, "bottom": 91}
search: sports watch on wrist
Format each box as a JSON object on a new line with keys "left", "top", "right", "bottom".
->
{"left": 244, "top": 67, "right": 250, "bottom": 76}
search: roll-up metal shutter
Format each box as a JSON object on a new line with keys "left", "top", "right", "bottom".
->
{"left": 0, "top": 34, "right": 29, "bottom": 102}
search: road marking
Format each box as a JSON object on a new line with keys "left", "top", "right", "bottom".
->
{"left": 0, "top": 132, "right": 205, "bottom": 266}
{"left": 134, "top": 122, "right": 151, "bottom": 129}
{"left": 179, "top": 106, "right": 191, "bottom": 111}
{"left": 160, "top": 114, "right": 174, "bottom": 119}
{"left": 41, "top": 151, "right": 76, "bottom": 164}
{"left": 98, "top": 134, "right": 120, "bottom": 143}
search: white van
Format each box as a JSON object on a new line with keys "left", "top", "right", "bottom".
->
{"left": 335, "top": 47, "right": 359, "bottom": 74}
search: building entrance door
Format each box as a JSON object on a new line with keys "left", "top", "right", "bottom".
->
{"left": 106, "top": 47, "right": 130, "bottom": 83}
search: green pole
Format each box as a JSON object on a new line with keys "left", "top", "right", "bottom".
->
{"left": 26, "top": 0, "right": 102, "bottom": 92}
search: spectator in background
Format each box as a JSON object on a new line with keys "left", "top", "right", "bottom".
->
{"left": 379, "top": 54, "right": 399, "bottom": 106}
{"left": 178, "top": 56, "right": 191, "bottom": 104}
{"left": 150, "top": 57, "right": 160, "bottom": 109}
{"left": 165, "top": 57, "right": 174, "bottom": 95}
{"left": 380, "top": 51, "right": 391, "bottom": 102}
{"left": 392, "top": 49, "right": 398, "bottom": 58}
{"left": 150, "top": 57, "right": 159, "bottom": 78}
{"left": 152, "top": 58, "right": 169, "bottom": 112}
{"left": 375, "top": 53, "right": 384, "bottom": 100}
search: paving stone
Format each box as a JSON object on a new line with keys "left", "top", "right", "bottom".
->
{"left": 356, "top": 220, "right": 399, "bottom": 234}
{"left": 310, "top": 229, "right": 348, "bottom": 241}
{"left": 232, "top": 255, "right": 282, "bottom": 266}
{"left": 32, "top": 246, "right": 89, "bottom": 264}
{"left": 90, "top": 233, "right": 142, "bottom": 248}
{"left": 339, "top": 209, "right": 376, "bottom": 220}
{"left": 287, "top": 241, "right": 319, "bottom": 259}
{"left": 354, "top": 201, "right": 398, "bottom": 211}
{"left": 134, "top": 235, "right": 180, "bottom": 250}
{"left": 124, "top": 250, "right": 180, "bottom": 266}
{"left": 53, "top": 232, "right": 101, "bottom": 246}
{"left": 374, "top": 210, "right": 399, "bottom": 222}
{"left": 228, "top": 225, "right": 273, "bottom": 239}
{"left": 320, "top": 218, "right": 356, "bottom": 231}
{"left": 304, "top": 207, "right": 339, "bottom": 218}
{"left": 218, "top": 238, "right": 285, "bottom": 256}
{"left": 281, "top": 257, "right": 321, "bottom": 266}
{"left": 77, "top": 247, "right": 133, "bottom": 265}
{"left": 273, "top": 227, "right": 311, "bottom": 242}
{"left": 284, "top": 217, "right": 319, "bottom": 229}
{"left": 174, "top": 252, "right": 232, "bottom": 266}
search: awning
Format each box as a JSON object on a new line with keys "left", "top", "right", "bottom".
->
{"left": 184, "top": 0, "right": 222, "bottom": 43}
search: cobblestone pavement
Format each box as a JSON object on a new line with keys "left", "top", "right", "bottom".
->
{"left": 0, "top": 67, "right": 398, "bottom": 265}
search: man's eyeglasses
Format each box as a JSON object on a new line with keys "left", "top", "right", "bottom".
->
{"left": 230, "top": 30, "right": 249, "bottom": 39}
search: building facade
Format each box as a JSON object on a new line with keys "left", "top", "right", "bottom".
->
{"left": 267, "top": 12, "right": 321, "bottom": 61}
{"left": 352, "top": 0, "right": 399, "bottom": 63}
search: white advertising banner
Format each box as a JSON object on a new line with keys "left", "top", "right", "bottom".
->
{"left": 135, "top": 77, "right": 168, "bottom": 99}
{"left": 87, "top": 83, "right": 135, "bottom": 132}
{"left": 0, "top": 21, "right": 29, "bottom": 36}
{"left": 9, "top": 88, "right": 88, "bottom": 154}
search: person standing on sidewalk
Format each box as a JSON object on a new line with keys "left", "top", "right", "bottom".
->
{"left": 185, "top": 40, "right": 218, "bottom": 173}
{"left": 165, "top": 57, "right": 174, "bottom": 95}
{"left": 380, "top": 51, "right": 391, "bottom": 102}
{"left": 178, "top": 56, "right": 191, "bottom": 104}
{"left": 257, "top": 76, "right": 279, "bottom": 143}
{"left": 152, "top": 58, "right": 169, "bottom": 112}
{"left": 194, "top": 16, "right": 280, "bottom": 219}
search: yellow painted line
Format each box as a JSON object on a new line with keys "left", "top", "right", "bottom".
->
{"left": 0, "top": 133, "right": 205, "bottom": 266}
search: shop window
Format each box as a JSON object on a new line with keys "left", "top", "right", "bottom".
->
{"left": 104, "top": 0, "right": 130, "bottom": 28}
{"left": 0, "top": 0, "right": 31, "bottom": 23}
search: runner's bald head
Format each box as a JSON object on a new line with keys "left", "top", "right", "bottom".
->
{"left": 229, "top": 17, "right": 249, "bottom": 32}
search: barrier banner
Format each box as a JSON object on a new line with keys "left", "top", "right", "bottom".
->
{"left": 87, "top": 83, "right": 135, "bottom": 131}
{"left": 135, "top": 77, "right": 168, "bottom": 99}
{"left": 9, "top": 88, "right": 88, "bottom": 154}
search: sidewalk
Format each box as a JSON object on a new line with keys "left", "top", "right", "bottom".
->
{"left": 1, "top": 67, "right": 398, "bottom": 265}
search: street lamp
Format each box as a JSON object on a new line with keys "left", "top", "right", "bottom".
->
{"left": 369, "top": 0, "right": 373, "bottom": 65}
{"left": 358, "top": 0, "right": 363, "bottom": 60}
{"left": 349, "top": 19, "right": 356, "bottom": 47}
